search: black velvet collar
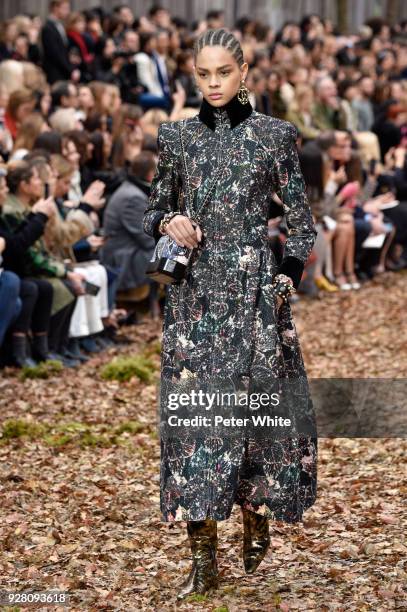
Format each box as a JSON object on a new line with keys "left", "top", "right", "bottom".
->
{"left": 198, "top": 91, "right": 253, "bottom": 131}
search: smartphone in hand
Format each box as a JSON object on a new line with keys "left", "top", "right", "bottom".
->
{"left": 82, "top": 280, "right": 101, "bottom": 296}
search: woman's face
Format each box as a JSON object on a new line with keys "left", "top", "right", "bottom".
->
{"left": 63, "top": 139, "right": 80, "bottom": 169}
{"left": 103, "top": 131, "right": 112, "bottom": 159}
{"left": 267, "top": 73, "right": 280, "bottom": 92}
{"left": 292, "top": 67, "right": 308, "bottom": 85}
{"left": 0, "top": 87, "right": 9, "bottom": 110}
{"left": 253, "top": 77, "right": 266, "bottom": 94}
{"left": 16, "top": 100, "right": 35, "bottom": 123}
{"left": 101, "top": 89, "right": 112, "bottom": 112}
{"left": 44, "top": 164, "right": 57, "bottom": 197}
{"left": 109, "top": 89, "right": 121, "bottom": 113}
{"left": 344, "top": 86, "right": 358, "bottom": 101}
{"left": 73, "top": 18, "right": 86, "bottom": 34}
{"left": 22, "top": 166, "right": 43, "bottom": 201}
{"left": 40, "top": 91, "right": 52, "bottom": 116}
{"left": 88, "top": 18, "right": 102, "bottom": 37}
{"left": 40, "top": 120, "right": 50, "bottom": 134}
{"left": 381, "top": 53, "right": 395, "bottom": 72}
{"left": 86, "top": 142, "right": 94, "bottom": 160}
{"left": 194, "top": 45, "right": 248, "bottom": 107}
{"left": 360, "top": 77, "right": 374, "bottom": 97}
{"left": 299, "top": 92, "right": 313, "bottom": 111}
{"left": 78, "top": 86, "right": 95, "bottom": 111}
{"left": 5, "top": 22, "right": 17, "bottom": 43}
{"left": 182, "top": 57, "right": 194, "bottom": 74}
{"left": 14, "top": 35, "right": 29, "bottom": 58}
{"left": 330, "top": 134, "right": 352, "bottom": 163}
{"left": 55, "top": 172, "right": 73, "bottom": 198}
{"left": 390, "top": 82, "right": 403, "bottom": 101}
{"left": 125, "top": 119, "right": 143, "bottom": 145}
{"left": 104, "top": 38, "right": 116, "bottom": 59}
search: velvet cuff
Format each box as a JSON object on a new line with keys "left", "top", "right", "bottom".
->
{"left": 277, "top": 255, "right": 305, "bottom": 290}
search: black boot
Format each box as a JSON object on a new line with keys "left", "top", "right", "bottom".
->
{"left": 66, "top": 338, "right": 89, "bottom": 362}
{"left": 177, "top": 519, "right": 219, "bottom": 600}
{"left": 31, "top": 334, "right": 51, "bottom": 362}
{"left": 242, "top": 508, "right": 270, "bottom": 574}
{"left": 11, "top": 335, "right": 37, "bottom": 368}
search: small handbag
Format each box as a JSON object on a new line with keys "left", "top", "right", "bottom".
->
{"left": 146, "top": 119, "right": 226, "bottom": 284}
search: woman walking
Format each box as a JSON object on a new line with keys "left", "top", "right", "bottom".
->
{"left": 143, "top": 28, "right": 318, "bottom": 599}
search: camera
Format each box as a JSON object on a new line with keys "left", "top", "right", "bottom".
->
{"left": 112, "top": 49, "right": 134, "bottom": 60}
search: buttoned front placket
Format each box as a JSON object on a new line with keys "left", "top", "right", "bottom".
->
{"left": 206, "top": 106, "right": 230, "bottom": 517}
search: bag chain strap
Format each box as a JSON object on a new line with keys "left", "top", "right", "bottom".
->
{"left": 178, "top": 118, "right": 226, "bottom": 226}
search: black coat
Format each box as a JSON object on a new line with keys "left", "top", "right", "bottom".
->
{"left": 40, "top": 19, "right": 73, "bottom": 84}
{"left": 0, "top": 212, "right": 48, "bottom": 276}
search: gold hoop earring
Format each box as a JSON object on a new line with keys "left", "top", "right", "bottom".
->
{"left": 237, "top": 80, "right": 250, "bottom": 104}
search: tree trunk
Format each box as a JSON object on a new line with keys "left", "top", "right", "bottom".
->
{"left": 386, "top": 0, "right": 400, "bottom": 26}
{"left": 336, "top": 0, "right": 348, "bottom": 34}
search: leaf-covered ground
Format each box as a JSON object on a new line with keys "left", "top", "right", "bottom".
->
{"left": 0, "top": 271, "right": 406, "bottom": 611}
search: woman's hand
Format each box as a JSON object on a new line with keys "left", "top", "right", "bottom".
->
{"left": 165, "top": 214, "right": 202, "bottom": 249}
{"left": 86, "top": 234, "right": 105, "bottom": 252}
{"left": 171, "top": 81, "right": 186, "bottom": 112}
{"left": 370, "top": 212, "right": 386, "bottom": 235}
{"left": 32, "top": 197, "right": 57, "bottom": 218}
{"left": 329, "top": 165, "right": 347, "bottom": 185}
{"left": 394, "top": 146, "right": 406, "bottom": 169}
{"left": 384, "top": 147, "right": 396, "bottom": 170}
{"left": 66, "top": 271, "right": 86, "bottom": 295}
{"left": 82, "top": 181, "right": 106, "bottom": 209}
{"left": 363, "top": 191, "right": 395, "bottom": 214}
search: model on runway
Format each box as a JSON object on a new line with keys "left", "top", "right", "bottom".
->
{"left": 143, "top": 27, "right": 318, "bottom": 599}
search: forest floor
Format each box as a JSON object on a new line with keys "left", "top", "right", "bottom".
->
{"left": 0, "top": 270, "right": 406, "bottom": 611}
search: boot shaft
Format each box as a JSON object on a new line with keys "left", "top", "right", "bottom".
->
{"left": 11, "top": 335, "right": 36, "bottom": 368}
{"left": 177, "top": 518, "right": 219, "bottom": 599}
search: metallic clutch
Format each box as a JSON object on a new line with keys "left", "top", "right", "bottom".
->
{"left": 146, "top": 234, "right": 193, "bottom": 284}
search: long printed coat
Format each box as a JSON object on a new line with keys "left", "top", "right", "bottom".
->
{"left": 143, "top": 95, "right": 318, "bottom": 523}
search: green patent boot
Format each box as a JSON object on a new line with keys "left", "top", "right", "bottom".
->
{"left": 242, "top": 508, "right": 270, "bottom": 573}
{"left": 177, "top": 518, "right": 219, "bottom": 599}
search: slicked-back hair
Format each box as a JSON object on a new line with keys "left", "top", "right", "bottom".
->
{"left": 193, "top": 28, "right": 244, "bottom": 67}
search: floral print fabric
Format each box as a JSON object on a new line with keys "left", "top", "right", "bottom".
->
{"left": 143, "top": 108, "right": 318, "bottom": 522}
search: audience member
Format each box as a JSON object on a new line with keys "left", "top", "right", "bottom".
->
{"left": 0, "top": 3, "right": 406, "bottom": 370}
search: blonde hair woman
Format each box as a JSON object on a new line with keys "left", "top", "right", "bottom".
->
{"left": 11, "top": 113, "right": 49, "bottom": 161}
{"left": 286, "top": 83, "right": 321, "bottom": 141}
{"left": 49, "top": 108, "right": 82, "bottom": 134}
{"left": 0, "top": 60, "right": 25, "bottom": 95}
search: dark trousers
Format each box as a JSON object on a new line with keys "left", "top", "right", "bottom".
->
{"left": 48, "top": 280, "right": 77, "bottom": 354}
{"left": 0, "top": 271, "right": 21, "bottom": 346}
{"left": 12, "top": 278, "right": 53, "bottom": 334}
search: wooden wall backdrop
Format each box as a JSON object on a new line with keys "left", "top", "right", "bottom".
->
{"left": 1, "top": 0, "right": 407, "bottom": 32}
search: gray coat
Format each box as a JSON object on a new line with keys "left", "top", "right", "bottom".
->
{"left": 101, "top": 180, "right": 155, "bottom": 290}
